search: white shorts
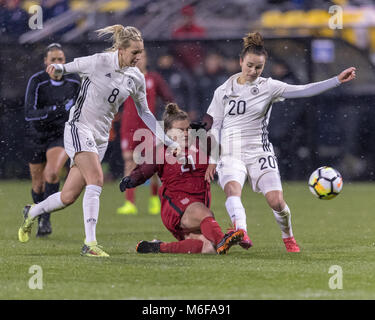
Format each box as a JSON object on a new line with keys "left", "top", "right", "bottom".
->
{"left": 217, "top": 152, "right": 282, "bottom": 195}
{"left": 64, "top": 122, "right": 108, "bottom": 167}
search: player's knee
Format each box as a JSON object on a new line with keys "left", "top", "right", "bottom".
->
{"left": 60, "top": 190, "right": 79, "bottom": 206}
{"left": 266, "top": 191, "right": 285, "bottom": 212}
{"left": 43, "top": 169, "right": 59, "bottom": 184}
{"left": 201, "top": 238, "right": 216, "bottom": 254}
{"left": 85, "top": 175, "right": 104, "bottom": 187}
{"left": 224, "top": 181, "right": 242, "bottom": 197}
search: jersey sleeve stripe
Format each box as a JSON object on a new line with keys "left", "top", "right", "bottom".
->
{"left": 261, "top": 102, "right": 273, "bottom": 152}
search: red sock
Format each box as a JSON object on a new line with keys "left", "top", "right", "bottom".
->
{"left": 200, "top": 216, "right": 224, "bottom": 246}
{"left": 160, "top": 239, "right": 203, "bottom": 254}
{"left": 125, "top": 188, "right": 135, "bottom": 203}
{"left": 151, "top": 182, "right": 158, "bottom": 196}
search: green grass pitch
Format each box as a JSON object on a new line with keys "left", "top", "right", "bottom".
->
{"left": 1, "top": 180, "right": 374, "bottom": 300}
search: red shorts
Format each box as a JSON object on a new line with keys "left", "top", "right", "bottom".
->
{"left": 160, "top": 190, "right": 211, "bottom": 241}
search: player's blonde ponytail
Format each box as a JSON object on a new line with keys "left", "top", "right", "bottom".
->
{"left": 241, "top": 31, "right": 268, "bottom": 59}
{"left": 163, "top": 103, "right": 188, "bottom": 132}
{"left": 96, "top": 25, "right": 143, "bottom": 51}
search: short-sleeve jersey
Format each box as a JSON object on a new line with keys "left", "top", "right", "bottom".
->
{"left": 207, "top": 72, "right": 287, "bottom": 159}
{"left": 65, "top": 50, "right": 147, "bottom": 144}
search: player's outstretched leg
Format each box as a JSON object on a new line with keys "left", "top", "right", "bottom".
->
{"left": 136, "top": 239, "right": 205, "bottom": 254}
{"left": 136, "top": 240, "right": 163, "bottom": 253}
{"left": 18, "top": 205, "right": 37, "bottom": 243}
{"left": 216, "top": 229, "right": 244, "bottom": 255}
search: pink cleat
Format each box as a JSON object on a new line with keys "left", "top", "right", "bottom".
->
{"left": 283, "top": 237, "right": 300, "bottom": 252}
{"left": 227, "top": 224, "right": 253, "bottom": 250}
{"left": 239, "top": 230, "right": 253, "bottom": 249}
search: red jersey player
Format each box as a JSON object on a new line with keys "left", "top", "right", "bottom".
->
{"left": 117, "top": 50, "right": 174, "bottom": 216}
{"left": 119, "top": 103, "right": 244, "bottom": 254}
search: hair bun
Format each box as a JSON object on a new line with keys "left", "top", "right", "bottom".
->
{"left": 243, "top": 32, "right": 264, "bottom": 49}
{"left": 165, "top": 103, "right": 180, "bottom": 115}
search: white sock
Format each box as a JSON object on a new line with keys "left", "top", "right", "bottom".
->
{"left": 29, "top": 192, "right": 65, "bottom": 218}
{"left": 83, "top": 185, "right": 102, "bottom": 244}
{"left": 225, "top": 196, "right": 247, "bottom": 231}
{"left": 273, "top": 204, "right": 293, "bottom": 239}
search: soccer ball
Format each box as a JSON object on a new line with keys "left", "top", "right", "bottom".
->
{"left": 308, "top": 166, "right": 343, "bottom": 200}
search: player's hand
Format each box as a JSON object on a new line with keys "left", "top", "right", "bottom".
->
{"left": 167, "top": 142, "right": 182, "bottom": 157}
{"left": 46, "top": 63, "right": 64, "bottom": 79}
{"left": 119, "top": 176, "right": 133, "bottom": 192}
{"left": 337, "top": 67, "right": 356, "bottom": 83}
{"left": 205, "top": 163, "right": 217, "bottom": 183}
{"left": 190, "top": 121, "right": 207, "bottom": 131}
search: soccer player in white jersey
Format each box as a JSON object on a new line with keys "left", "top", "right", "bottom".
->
{"left": 18, "top": 25, "right": 179, "bottom": 257}
{"left": 205, "top": 32, "right": 356, "bottom": 252}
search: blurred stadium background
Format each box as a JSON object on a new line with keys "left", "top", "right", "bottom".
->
{"left": 1, "top": 0, "right": 375, "bottom": 182}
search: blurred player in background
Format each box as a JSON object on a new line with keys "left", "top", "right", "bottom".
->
{"left": 24, "top": 43, "right": 80, "bottom": 237}
{"left": 18, "top": 25, "right": 179, "bottom": 257}
{"left": 118, "top": 50, "right": 174, "bottom": 216}
{"left": 119, "top": 103, "right": 244, "bottom": 254}
{"left": 205, "top": 32, "right": 356, "bottom": 252}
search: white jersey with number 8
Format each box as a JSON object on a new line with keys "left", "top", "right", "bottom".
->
{"left": 62, "top": 50, "right": 148, "bottom": 145}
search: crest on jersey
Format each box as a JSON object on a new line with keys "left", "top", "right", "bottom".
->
{"left": 251, "top": 86, "right": 259, "bottom": 95}
{"left": 127, "top": 77, "right": 135, "bottom": 89}
{"left": 86, "top": 139, "right": 95, "bottom": 148}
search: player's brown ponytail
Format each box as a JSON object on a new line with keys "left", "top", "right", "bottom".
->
{"left": 96, "top": 24, "right": 143, "bottom": 51}
{"left": 240, "top": 32, "right": 268, "bottom": 59}
{"left": 163, "top": 103, "right": 189, "bottom": 132}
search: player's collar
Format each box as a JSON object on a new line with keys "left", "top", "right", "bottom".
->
{"left": 50, "top": 78, "right": 64, "bottom": 86}
{"left": 223, "top": 72, "right": 242, "bottom": 98}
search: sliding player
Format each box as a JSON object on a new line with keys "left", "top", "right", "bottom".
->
{"left": 18, "top": 24, "right": 179, "bottom": 257}
{"left": 205, "top": 32, "right": 356, "bottom": 252}
{"left": 119, "top": 103, "right": 244, "bottom": 254}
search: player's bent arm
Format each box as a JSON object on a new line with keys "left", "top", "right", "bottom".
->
{"left": 134, "top": 100, "right": 179, "bottom": 150}
{"left": 281, "top": 76, "right": 341, "bottom": 99}
{"left": 24, "top": 76, "right": 59, "bottom": 120}
{"left": 208, "top": 117, "right": 223, "bottom": 165}
{"left": 119, "top": 163, "right": 158, "bottom": 192}
{"left": 49, "top": 55, "right": 97, "bottom": 77}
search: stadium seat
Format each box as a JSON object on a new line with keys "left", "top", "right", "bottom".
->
{"left": 260, "top": 11, "right": 283, "bottom": 28}
{"left": 22, "top": 0, "right": 40, "bottom": 11}
{"left": 282, "top": 10, "right": 306, "bottom": 28}
{"left": 70, "top": 0, "right": 130, "bottom": 12}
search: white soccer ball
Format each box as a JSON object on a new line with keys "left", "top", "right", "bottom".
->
{"left": 308, "top": 166, "right": 343, "bottom": 200}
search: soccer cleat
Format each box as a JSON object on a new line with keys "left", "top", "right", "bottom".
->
{"left": 36, "top": 213, "right": 52, "bottom": 237}
{"left": 283, "top": 236, "right": 300, "bottom": 252}
{"left": 80, "top": 241, "right": 110, "bottom": 257}
{"left": 18, "top": 205, "right": 36, "bottom": 243}
{"left": 239, "top": 230, "right": 253, "bottom": 249}
{"left": 227, "top": 225, "right": 253, "bottom": 250}
{"left": 136, "top": 240, "right": 162, "bottom": 253}
{"left": 148, "top": 195, "right": 161, "bottom": 215}
{"left": 116, "top": 201, "right": 138, "bottom": 215}
{"left": 216, "top": 229, "right": 244, "bottom": 255}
